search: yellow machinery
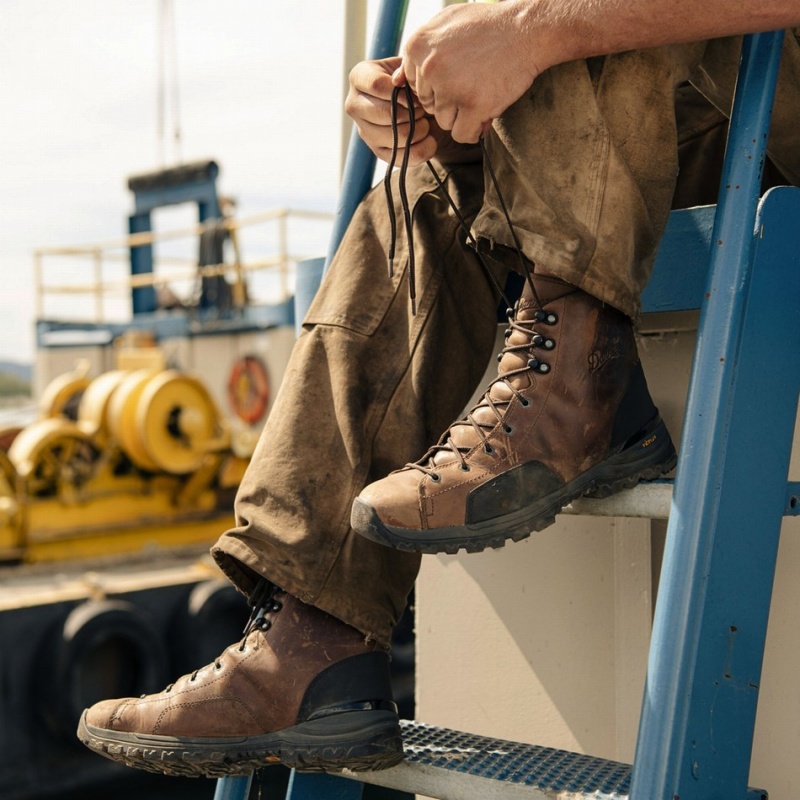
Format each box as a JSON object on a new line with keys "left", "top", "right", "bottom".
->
{"left": 0, "top": 357, "right": 246, "bottom": 563}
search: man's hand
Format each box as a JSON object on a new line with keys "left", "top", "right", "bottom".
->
{"left": 345, "top": 56, "right": 438, "bottom": 165}
{"left": 395, "top": 2, "right": 541, "bottom": 144}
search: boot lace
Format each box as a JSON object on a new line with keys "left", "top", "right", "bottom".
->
{"left": 239, "top": 579, "right": 284, "bottom": 644}
{"left": 384, "top": 83, "right": 560, "bottom": 480}
{"left": 161, "top": 580, "right": 284, "bottom": 692}
{"left": 410, "top": 304, "right": 561, "bottom": 479}
{"left": 384, "top": 84, "right": 546, "bottom": 316}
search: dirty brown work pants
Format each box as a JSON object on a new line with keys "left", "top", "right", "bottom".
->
{"left": 212, "top": 35, "right": 800, "bottom": 647}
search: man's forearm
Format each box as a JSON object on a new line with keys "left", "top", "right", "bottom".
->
{"left": 516, "top": 0, "right": 800, "bottom": 73}
{"left": 397, "top": 0, "right": 798, "bottom": 144}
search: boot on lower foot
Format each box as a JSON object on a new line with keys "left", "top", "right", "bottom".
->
{"left": 352, "top": 273, "right": 676, "bottom": 554}
{"left": 77, "top": 582, "right": 403, "bottom": 778}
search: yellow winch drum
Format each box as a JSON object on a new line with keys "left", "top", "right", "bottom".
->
{"left": 107, "top": 369, "right": 226, "bottom": 474}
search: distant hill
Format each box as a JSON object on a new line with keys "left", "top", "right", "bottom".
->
{"left": 0, "top": 361, "right": 32, "bottom": 397}
{"left": 0, "top": 361, "right": 32, "bottom": 382}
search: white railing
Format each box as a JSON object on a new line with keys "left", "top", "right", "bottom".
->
{"left": 33, "top": 207, "right": 334, "bottom": 323}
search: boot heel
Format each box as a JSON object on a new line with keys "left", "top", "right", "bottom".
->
{"left": 584, "top": 416, "right": 677, "bottom": 499}
{"left": 278, "top": 709, "right": 404, "bottom": 772}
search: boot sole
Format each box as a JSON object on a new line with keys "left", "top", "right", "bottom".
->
{"left": 77, "top": 709, "right": 404, "bottom": 778}
{"left": 352, "top": 418, "right": 677, "bottom": 555}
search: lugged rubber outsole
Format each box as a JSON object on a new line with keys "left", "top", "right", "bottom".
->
{"left": 352, "top": 418, "right": 677, "bottom": 555}
{"left": 77, "top": 709, "right": 404, "bottom": 778}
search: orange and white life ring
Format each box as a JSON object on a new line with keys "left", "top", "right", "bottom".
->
{"left": 227, "top": 355, "right": 270, "bottom": 425}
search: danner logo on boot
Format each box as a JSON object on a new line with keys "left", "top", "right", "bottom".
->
{"left": 588, "top": 339, "right": 624, "bottom": 372}
{"left": 588, "top": 319, "right": 626, "bottom": 372}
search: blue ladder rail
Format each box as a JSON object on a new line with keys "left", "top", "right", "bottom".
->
{"left": 214, "top": 20, "right": 798, "bottom": 800}
{"left": 632, "top": 30, "right": 797, "bottom": 799}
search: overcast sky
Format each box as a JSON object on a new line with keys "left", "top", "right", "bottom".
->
{"left": 0, "top": 0, "right": 441, "bottom": 364}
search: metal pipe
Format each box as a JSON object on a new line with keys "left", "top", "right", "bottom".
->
{"left": 342, "top": 0, "right": 368, "bottom": 178}
{"left": 324, "top": 0, "right": 410, "bottom": 272}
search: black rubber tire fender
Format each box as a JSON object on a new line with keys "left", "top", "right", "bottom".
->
{"left": 49, "top": 599, "right": 169, "bottom": 741}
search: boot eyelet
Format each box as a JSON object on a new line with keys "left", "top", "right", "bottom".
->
{"left": 519, "top": 397, "right": 530, "bottom": 407}
{"left": 544, "top": 338, "right": 556, "bottom": 350}
{"left": 260, "top": 619, "right": 272, "bottom": 632}
{"left": 459, "top": 464, "right": 471, "bottom": 472}
{"left": 532, "top": 334, "right": 544, "bottom": 347}
{"left": 483, "top": 444, "right": 495, "bottom": 454}
{"left": 215, "top": 662, "right": 223, "bottom": 671}
{"left": 538, "top": 363, "right": 551, "bottom": 374}
{"left": 271, "top": 601, "right": 282, "bottom": 612}
{"left": 429, "top": 473, "right": 442, "bottom": 483}
{"left": 546, "top": 313, "right": 558, "bottom": 324}
{"left": 503, "top": 424, "right": 514, "bottom": 435}
{"left": 527, "top": 358, "right": 539, "bottom": 369}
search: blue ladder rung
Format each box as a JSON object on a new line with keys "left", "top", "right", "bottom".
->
{"left": 643, "top": 205, "right": 716, "bottom": 313}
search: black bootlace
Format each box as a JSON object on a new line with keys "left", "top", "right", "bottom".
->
{"left": 383, "top": 83, "right": 568, "bottom": 478}
{"left": 384, "top": 84, "right": 546, "bottom": 316}
{"left": 384, "top": 83, "right": 417, "bottom": 312}
{"left": 409, "top": 304, "right": 560, "bottom": 479}
{"left": 162, "top": 580, "right": 284, "bottom": 692}
{"left": 240, "top": 580, "right": 283, "bottom": 637}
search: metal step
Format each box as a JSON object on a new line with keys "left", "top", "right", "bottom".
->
{"left": 343, "top": 721, "right": 630, "bottom": 799}
{"left": 563, "top": 480, "right": 673, "bottom": 519}
{"left": 340, "top": 720, "right": 766, "bottom": 800}
{"left": 561, "top": 479, "right": 800, "bottom": 520}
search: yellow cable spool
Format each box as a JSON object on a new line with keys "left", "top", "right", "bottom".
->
{"left": 106, "top": 370, "right": 161, "bottom": 471}
{"left": 7, "top": 418, "right": 99, "bottom": 498}
{"left": 106, "top": 370, "right": 225, "bottom": 475}
{"left": 0, "top": 449, "right": 22, "bottom": 553}
{"left": 38, "top": 368, "right": 92, "bottom": 420}
{"left": 77, "top": 370, "right": 130, "bottom": 443}
{"left": 133, "top": 371, "right": 226, "bottom": 475}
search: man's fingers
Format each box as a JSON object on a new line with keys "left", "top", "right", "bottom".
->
{"left": 433, "top": 102, "right": 457, "bottom": 133}
{"left": 373, "top": 135, "right": 439, "bottom": 166}
{"left": 346, "top": 91, "right": 427, "bottom": 130}
{"left": 349, "top": 57, "right": 413, "bottom": 106}
{"left": 399, "top": 58, "right": 416, "bottom": 93}
{"left": 355, "top": 116, "right": 433, "bottom": 159}
{"left": 448, "top": 105, "right": 492, "bottom": 144}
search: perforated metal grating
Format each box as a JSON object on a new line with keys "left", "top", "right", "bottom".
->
{"left": 399, "top": 721, "right": 630, "bottom": 797}
{"left": 343, "top": 720, "right": 630, "bottom": 800}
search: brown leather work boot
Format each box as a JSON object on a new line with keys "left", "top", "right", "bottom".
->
{"left": 352, "top": 273, "right": 676, "bottom": 554}
{"left": 77, "top": 583, "right": 403, "bottom": 778}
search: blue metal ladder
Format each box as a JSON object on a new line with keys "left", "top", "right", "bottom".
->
{"left": 213, "top": 10, "right": 800, "bottom": 799}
